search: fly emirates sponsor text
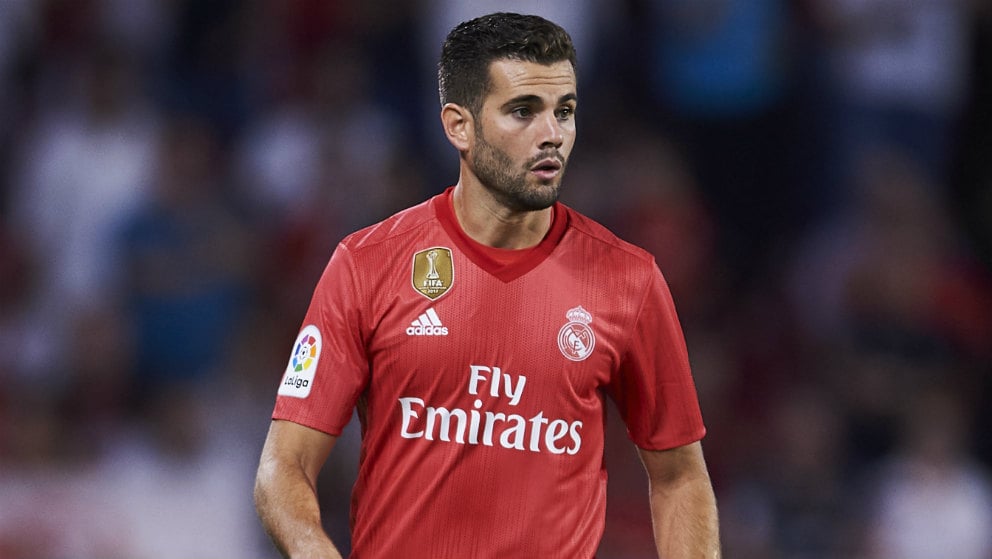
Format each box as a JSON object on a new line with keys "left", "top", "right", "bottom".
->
{"left": 398, "top": 365, "right": 583, "bottom": 455}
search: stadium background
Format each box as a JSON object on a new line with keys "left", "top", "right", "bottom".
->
{"left": 0, "top": 1, "right": 990, "bottom": 557}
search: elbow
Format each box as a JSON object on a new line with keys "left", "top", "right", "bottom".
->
{"left": 253, "top": 462, "right": 268, "bottom": 517}
{"left": 254, "top": 453, "right": 279, "bottom": 517}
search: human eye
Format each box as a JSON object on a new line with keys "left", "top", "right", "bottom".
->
{"left": 556, "top": 105, "right": 575, "bottom": 121}
{"left": 511, "top": 106, "right": 534, "bottom": 119}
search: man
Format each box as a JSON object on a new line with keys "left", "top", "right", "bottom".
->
{"left": 254, "top": 12, "right": 721, "bottom": 559}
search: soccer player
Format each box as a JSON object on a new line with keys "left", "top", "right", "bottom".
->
{"left": 254, "top": 12, "right": 721, "bottom": 559}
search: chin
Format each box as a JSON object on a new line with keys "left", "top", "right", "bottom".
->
{"left": 514, "top": 184, "right": 560, "bottom": 211}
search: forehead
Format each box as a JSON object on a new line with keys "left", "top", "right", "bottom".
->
{"left": 485, "top": 59, "right": 576, "bottom": 102}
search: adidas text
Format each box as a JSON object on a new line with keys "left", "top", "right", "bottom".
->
{"left": 407, "top": 325, "right": 449, "bottom": 336}
{"left": 406, "top": 308, "right": 449, "bottom": 336}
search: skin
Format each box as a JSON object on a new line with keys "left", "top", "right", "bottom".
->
{"left": 255, "top": 421, "right": 340, "bottom": 559}
{"left": 441, "top": 59, "right": 577, "bottom": 249}
{"left": 640, "top": 443, "right": 722, "bottom": 559}
{"left": 254, "top": 57, "right": 721, "bottom": 559}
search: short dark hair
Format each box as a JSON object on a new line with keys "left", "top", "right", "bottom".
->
{"left": 438, "top": 12, "right": 577, "bottom": 114}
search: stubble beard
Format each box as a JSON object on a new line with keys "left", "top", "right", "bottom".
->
{"left": 470, "top": 128, "right": 565, "bottom": 213}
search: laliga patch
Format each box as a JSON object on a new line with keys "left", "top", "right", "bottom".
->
{"left": 278, "top": 325, "right": 322, "bottom": 398}
{"left": 411, "top": 247, "right": 454, "bottom": 300}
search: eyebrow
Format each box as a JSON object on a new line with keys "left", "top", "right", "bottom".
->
{"left": 501, "top": 93, "right": 578, "bottom": 109}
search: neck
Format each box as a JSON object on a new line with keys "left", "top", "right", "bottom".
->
{"left": 451, "top": 181, "right": 552, "bottom": 250}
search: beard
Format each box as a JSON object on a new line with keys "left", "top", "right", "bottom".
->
{"left": 469, "top": 128, "right": 566, "bottom": 212}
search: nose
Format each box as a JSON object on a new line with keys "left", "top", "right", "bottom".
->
{"left": 539, "top": 113, "right": 564, "bottom": 149}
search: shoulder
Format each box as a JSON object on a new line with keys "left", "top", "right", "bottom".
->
{"left": 314, "top": 198, "right": 440, "bottom": 303}
{"left": 562, "top": 204, "right": 656, "bottom": 267}
{"left": 339, "top": 197, "right": 437, "bottom": 253}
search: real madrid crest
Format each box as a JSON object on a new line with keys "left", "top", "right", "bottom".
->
{"left": 411, "top": 247, "right": 454, "bottom": 300}
{"left": 558, "top": 306, "right": 595, "bottom": 361}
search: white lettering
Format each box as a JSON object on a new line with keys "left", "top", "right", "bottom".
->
{"left": 396, "top": 364, "right": 583, "bottom": 455}
{"left": 545, "top": 419, "right": 570, "bottom": 454}
{"left": 500, "top": 415, "right": 527, "bottom": 450}
{"left": 528, "top": 412, "right": 549, "bottom": 452}
{"left": 405, "top": 325, "right": 449, "bottom": 336}
{"left": 469, "top": 399, "right": 482, "bottom": 444}
{"left": 398, "top": 397, "right": 424, "bottom": 438}
{"left": 483, "top": 411, "right": 505, "bottom": 446}
{"left": 467, "top": 364, "right": 526, "bottom": 405}
{"left": 425, "top": 406, "right": 467, "bottom": 443}
{"left": 490, "top": 366, "right": 502, "bottom": 397}
{"left": 567, "top": 421, "right": 583, "bottom": 455}
{"left": 504, "top": 374, "right": 526, "bottom": 406}
{"left": 468, "top": 365, "right": 489, "bottom": 397}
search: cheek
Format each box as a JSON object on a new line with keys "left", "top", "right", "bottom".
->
{"left": 488, "top": 115, "right": 534, "bottom": 142}
{"left": 559, "top": 133, "right": 577, "bottom": 159}
{"left": 484, "top": 131, "right": 527, "bottom": 161}
{"left": 564, "top": 129, "right": 577, "bottom": 149}
{"left": 563, "top": 120, "right": 577, "bottom": 141}
{"left": 487, "top": 125, "right": 522, "bottom": 147}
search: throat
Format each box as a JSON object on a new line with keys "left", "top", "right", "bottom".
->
{"left": 451, "top": 187, "right": 553, "bottom": 249}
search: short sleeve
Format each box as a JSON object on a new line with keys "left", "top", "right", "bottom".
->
{"left": 272, "top": 243, "right": 370, "bottom": 435}
{"left": 607, "top": 264, "right": 705, "bottom": 450}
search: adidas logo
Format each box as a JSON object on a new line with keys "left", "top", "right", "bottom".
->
{"left": 406, "top": 308, "right": 449, "bottom": 336}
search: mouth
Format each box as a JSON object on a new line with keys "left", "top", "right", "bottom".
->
{"left": 530, "top": 157, "right": 563, "bottom": 181}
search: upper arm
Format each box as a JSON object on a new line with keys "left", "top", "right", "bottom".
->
{"left": 637, "top": 441, "right": 710, "bottom": 488}
{"left": 610, "top": 264, "right": 705, "bottom": 450}
{"left": 258, "top": 419, "right": 338, "bottom": 486}
{"left": 636, "top": 443, "right": 721, "bottom": 557}
{"left": 254, "top": 422, "right": 344, "bottom": 558}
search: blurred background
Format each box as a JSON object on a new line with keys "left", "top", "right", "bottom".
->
{"left": 0, "top": 1, "right": 991, "bottom": 557}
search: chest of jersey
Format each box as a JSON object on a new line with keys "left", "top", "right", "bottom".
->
{"left": 359, "top": 240, "right": 632, "bottom": 457}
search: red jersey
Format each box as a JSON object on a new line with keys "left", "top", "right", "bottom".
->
{"left": 273, "top": 187, "right": 705, "bottom": 558}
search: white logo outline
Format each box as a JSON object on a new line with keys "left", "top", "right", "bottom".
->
{"left": 557, "top": 306, "right": 595, "bottom": 361}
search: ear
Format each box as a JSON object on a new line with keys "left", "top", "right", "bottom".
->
{"left": 440, "top": 103, "right": 474, "bottom": 152}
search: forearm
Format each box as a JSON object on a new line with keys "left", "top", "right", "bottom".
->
{"left": 255, "top": 455, "right": 342, "bottom": 559}
{"left": 648, "top": 471, "right": 720, "bottom": 559}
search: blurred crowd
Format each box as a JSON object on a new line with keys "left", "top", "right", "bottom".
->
{"left": 0, "top": 1, "right": 991, "bottom": 558}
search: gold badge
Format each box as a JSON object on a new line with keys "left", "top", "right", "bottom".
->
{"left": 411, "top": 247, "right": 454, "bottom": 300}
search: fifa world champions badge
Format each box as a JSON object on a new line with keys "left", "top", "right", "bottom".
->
{"left": 412, "top": 247, "right": 454, "bottom": 300}
{"left": 558, "top": 306, "right": 595, "bottom": 361}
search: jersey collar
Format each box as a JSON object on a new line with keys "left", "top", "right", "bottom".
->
{"left": 433, "top": 186, "right": 569, "bottom": 282}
